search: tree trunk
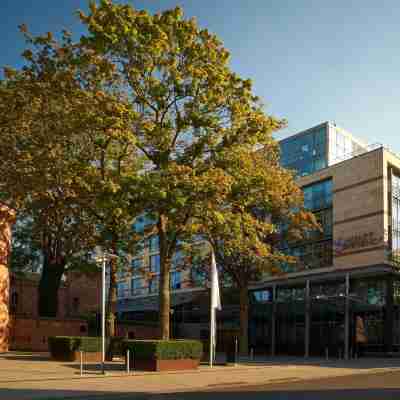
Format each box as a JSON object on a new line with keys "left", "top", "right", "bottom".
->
{"left": 106, "top": 239, "right": 118, "bottom": 338}
{"left": 239, "top": 285, "right": 249, "bottom": 355}
{"left": 0, "top": 205, "right": 16, "bottom": 353}
{"left": 38, "top": 255, "right": 66, "bottom": 317}
{"left": 158, "top": 214, "right": 171, "bottom": 340}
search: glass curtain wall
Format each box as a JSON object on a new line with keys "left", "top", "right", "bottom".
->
{"left": 328, "top": 127, "right": 367, "bottom": 166}
{"left": 281, "top": 179, "right": 333, "bottom": 272}
{"left": 275, "top": 287, "right": 306, "bottom": 355}
{"left": 280, "top": 125, "right": 328, "bottom": 177}
{"left": 391, "top": 172, "right": 400, "bottom": 264}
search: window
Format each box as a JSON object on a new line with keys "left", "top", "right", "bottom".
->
{"left": 303, "top": 179, "right": 332, "bottom": 211}
{"left": 280, "top": 126, "right": 328, "bottom": 177}
{"left": 276, "top": 287, "right": 305, "bottom": 302}
{"left": 311, "top": 281, "right": 345, "bottom": 299}
{"left": 131, "top": 278, "right": 143, "bottom": 296}
{"left": 148, "top": 276, "right": 159, "bottom": 294}
{"left": 131, "top": 258, "right": 142, "bottom": 271}
{"left": 170, "top": 271, "right": 181, "bottom": 290}
{"left": 117, "top": 282, "right": 128, "bottom": 298}
{"left": 283, "top": 240, "right": 332, "bottom": 270}
{"left": 149, "top": 254, "right": 160, "bottom": 273}
{"left": 253, "top": 289, "right": 272, "bottom": 303}
{"left": 191, "top": 268, "right": 206, "bottom": 286}
{"left": 149, "top": 235, "right": 159, "bottom": 252}
{"left": 172, "top": 251, "right": 184, "bottom": 268}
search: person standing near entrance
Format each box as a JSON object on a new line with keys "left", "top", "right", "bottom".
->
{"left": 355, "top": 315, "right": 367, "bottom": 357}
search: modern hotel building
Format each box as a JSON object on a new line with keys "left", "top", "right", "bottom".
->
{"left": 117, "top": 121, "right": 400, "bottom": 357}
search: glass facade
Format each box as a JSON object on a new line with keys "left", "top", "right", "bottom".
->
{"left": 250, "top": 276, "right": 392, "bottom": 357}
{"left": 281, "top": 179, "right": 333, "bottom": 271}
{"left": 171, "top": 271, "right": 181, "bottom": 289}
{"left": 280, "top": 125, "right": 328, "bottom": 177}
{"left": 149, "top": 254, "right": 160, "bottom": 273}
{"left": 149, "top": 235, "right": 159, "bottom": 253}
{"left": 328, "top": 127, "right": 366, "bottom": 165}
{"left": 391, "top": 172, "right": 400, "bottom": 263}
{"left": 303, "top": 180, "right": 333, "bottom": 211}
{"left": 148, "top": 276, "right": 159, "bottom": 294}
{"left": 130, "top": 278, "right": 144, "bottom": 296}
{"left": 131, "top": 258, "right": 142, "bottom": 270}
{"left": 117, "top": 282, "right": 128, "bottom": 298}
{"left": 280, "top": 124, "right": 367, "bottom": 177}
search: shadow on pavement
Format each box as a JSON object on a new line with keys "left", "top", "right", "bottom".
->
{"left": 0, "top": 353, "right": 52, "bottom": 362}
{"left": 235, "top": 356, "right": 400, "bottom": 370}
{"left": 1, "top": 387, "right": 400, "bottom": 400}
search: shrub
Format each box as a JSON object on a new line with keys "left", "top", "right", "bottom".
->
{"left": 48, "top": 336, "right": 102, "bottom": 360}
{"left": 122, "top": 340, "right": 203, "bottom": 360}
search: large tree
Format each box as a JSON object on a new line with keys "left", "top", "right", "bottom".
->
{"left": 77, "top": 0, "right": 290, "bottom": 339}
{"left": 0, "top": 27, "right": 140, "bottom": 319}
{"left": 198, "top": 147, "right": 318, "bottom": 354}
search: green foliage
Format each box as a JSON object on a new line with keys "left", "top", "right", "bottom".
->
{"left": 77, "top": 0, "right": 287, "bottom": 339}
{"left": 48, "top": 336, "right": 124, "bottom": 360}
{"left": 48, "top": 336, "right": 101, "bottom": 360}
{"left": 122, "top": 340, "right": 203, "bottom": 360}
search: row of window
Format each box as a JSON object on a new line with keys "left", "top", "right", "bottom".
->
{"left": 131, "top": 250, "right": 186, "bottom": 273}
{"left": 252, "top": 278, "right": 387, "bottom": 306}
{"left": 282, "top": 239, "right": 333, "bottom": 272}
{"left": 117, "top": 271, "right": 182, "bottom": 298}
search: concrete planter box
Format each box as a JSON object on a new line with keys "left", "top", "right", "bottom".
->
{"left": 51, "top": 351, "right": 102, "bottom": 362}
{"left": 131, "top": 357, "right": 200, "bottom": 371}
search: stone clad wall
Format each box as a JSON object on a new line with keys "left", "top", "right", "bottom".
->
{"left": 0, "top": 205, "right": 16, "bottom": 353}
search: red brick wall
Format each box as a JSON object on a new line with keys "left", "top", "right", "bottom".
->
{"left": 9, "top": 317, "right": 88, "bottom": 351}
{"left": 8, "top": 271, "right": 100, "bottom": 351}
{"left": 9, "top": 271, "right": 101, "bottom": 319}
{"left": 64, "top": 271, "right": 101, "bottom": 317}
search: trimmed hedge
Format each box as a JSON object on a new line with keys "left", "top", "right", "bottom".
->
{"left": 122, "top": 340, "right": 203, "bottom": 360}
{"left": 48, "top": 336, "right": 123, "bottom": 360}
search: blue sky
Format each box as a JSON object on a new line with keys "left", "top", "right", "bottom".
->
{"left": 1, "top": 0, "right": 400, "bottom": 149}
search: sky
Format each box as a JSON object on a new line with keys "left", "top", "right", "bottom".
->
{"left": 1, "top": 0, "right": 400, "bottom": 149}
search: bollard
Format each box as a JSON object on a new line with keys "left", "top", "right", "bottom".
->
{"left": 250, "top": 348, "right": 254, "bottom": 361}
{"left": 234, "top": 337, "right": 238, "bottom": 366}
{"left": 80, "top": 351, "right": 83, "bottom": 377}
{"left": 126, "top": 349, "right": 130, "bottom": 374}
{"left": 325, "top": 347, "right": 329, "bottom": 361}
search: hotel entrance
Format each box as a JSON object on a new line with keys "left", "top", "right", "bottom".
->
{"left": 249, "top": 274, "right": 393, "bottom": 358}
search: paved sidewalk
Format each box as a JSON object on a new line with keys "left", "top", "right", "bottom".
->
{"left": 1, "top": 353, "right": 400, "bottom": 399}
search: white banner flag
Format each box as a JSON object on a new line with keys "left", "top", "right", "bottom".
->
{"left": 211, "top": 250, "right": 221, "bottom": 311}
{"left": 210, "top": 248, "right": 221, "bottom": 367}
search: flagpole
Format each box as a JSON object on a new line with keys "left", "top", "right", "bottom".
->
{"left": 210, "top": 303, "right": 215, "bottom": 367}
